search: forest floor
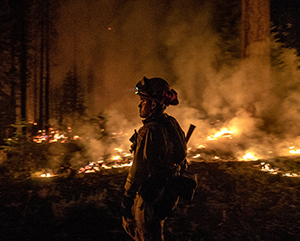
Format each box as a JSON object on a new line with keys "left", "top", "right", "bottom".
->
{"left": 1, "top": 160, "right": 300, "bottom": 241}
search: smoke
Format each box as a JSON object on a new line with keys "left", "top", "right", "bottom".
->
{"left": 53, "top": 0, "right": 214, "bottom": 117}
{"left": 51, "top": 0, "right": 300, "bottom": 161}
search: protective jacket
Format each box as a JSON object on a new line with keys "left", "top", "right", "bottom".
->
{"left": 123, "top": 113, "right": 186, "bottom": 240}
{"left": 125, "top": 113, "right": 186, "bottom": 193}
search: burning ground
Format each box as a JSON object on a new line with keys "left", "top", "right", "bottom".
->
{"left": 3, "top": 104, "right": 300, "bottom": 240}
{"left": 1, "top": 161, "right": 300, "bottom": 241}
{"left": 49, "top": 0, "right": 300, "bottom": 170}
{"left": 22, "top": 0, "right": 300, "bottom": 181}
{"left": 2, "top": 114, "right": 300, "bottom": 240}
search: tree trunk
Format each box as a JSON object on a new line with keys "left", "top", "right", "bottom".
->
{"left": 39, "top": 2, "right": 45, "bottom": 131}
{"left": 19, "top": 0, "right": 28, "bottom": 129}
{"left": 241, "top": 0, "right": 271, "bottom": 119}
{"left": 241, "top": 0, "right": 270, "bottom": 60}
{"left": 33, "top": 35, "right": 38, "bottom": 125}
{"left": 9, "top": 31, "right": 16, "bottom": 130}
{"left": 45, "top": 0, "right": 50, "bottom": 131}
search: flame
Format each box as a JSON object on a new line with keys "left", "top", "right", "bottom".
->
{"left": 112, "top": 155, "right": 121, "bottom": 160}
{"left": 243, "top": 152, "right": 258, "bottom": 161}
{"left": 289, "top": 146, "right": 300, "bottom": 154}
{"left": 207, "top": 127, "right": 233, "bottom": 141}
{"left": 39, "top": 172, "right": 57, "bottom": 178}
{"left": 282, "top": 173, "right": 298, "bottom": 177}
{"left": 30, "top": 124, "right": 300, "bottom": 178}
{"left": 41, "top": 173, "right": 51, "bottom": 177}
{"left": 73, "top": 135, "right": 80, "bottom": 140}
{"left": 78, "top": 145, "right": 133, "bottom": 173}
{"left": 260, "top": 162, "right": 299, "bottom": 177}
{"left": 101, "top": 161, "right": 133, "bottom": 170}
{"left": 33, "top": 127, "right": 80, "bottom": 143}
{"left": 33, "top": 130, "right": 48, "bottom": 143}
{"left": 114, "top": 148, "right": 123, "bottom": 152}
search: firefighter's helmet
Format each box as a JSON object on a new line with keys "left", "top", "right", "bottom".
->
{"left": 135, "top": 76, "right": 179, "bottom": 106}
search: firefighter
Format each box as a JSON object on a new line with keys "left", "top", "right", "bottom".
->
{"left": 122, "top": 77, "right": 187, "bottom": 241}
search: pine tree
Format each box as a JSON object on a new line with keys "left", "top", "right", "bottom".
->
{"left": 0, "top": 0, "right": 59, "bottom": 141}
{"left": 271, "top": 0, "right": 300, "bottom": 56}
{"left": 57, "top": 69, "right": 87, "bottom": 125}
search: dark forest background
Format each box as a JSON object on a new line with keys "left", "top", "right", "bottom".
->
{"left": 1, "top": 1, "right": 300, "bottom": 240}
{"left": 0, "top": 0, "right": 300, "bottom": 145}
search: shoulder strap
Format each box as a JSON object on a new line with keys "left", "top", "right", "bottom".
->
{"left": 162, "top": 115, "right": 187, "bottom": 165}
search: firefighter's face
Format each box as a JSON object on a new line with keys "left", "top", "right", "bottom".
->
{"left": 138, "top": 97, "right": 155, "bottom": 118}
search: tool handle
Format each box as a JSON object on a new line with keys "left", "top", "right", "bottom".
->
{"left": 185, "top": 124, "right": 196, "bottom": 143}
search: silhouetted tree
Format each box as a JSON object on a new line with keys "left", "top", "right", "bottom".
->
{"left": 0, "top": 0, "right": 29, "bottom": 138}
{"left": 271, "top": 0, "right": 300, "bottom": 56}
{"left": 56, "top": 69, "right": 87, "bottom": 126}
{"left": 0, "top": 0, "right": 59, "bottom": 143}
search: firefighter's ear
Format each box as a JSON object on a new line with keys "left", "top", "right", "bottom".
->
{"left": 150, "top": 100, "right": 156, "bottom": 110}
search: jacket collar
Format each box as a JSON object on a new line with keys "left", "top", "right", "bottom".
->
{"left": 142, "top": 113, "right": 166, "bottom": 125}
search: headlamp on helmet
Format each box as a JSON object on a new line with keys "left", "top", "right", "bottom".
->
{"left": 135, "top": 77, "right": 153, "bottom": 96}
{"left": 135, "top": 76, "right": 179, "bottom": 106}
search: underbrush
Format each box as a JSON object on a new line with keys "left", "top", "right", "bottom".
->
{"left": 1, "top": 162, "right": 300, "bottom": 241}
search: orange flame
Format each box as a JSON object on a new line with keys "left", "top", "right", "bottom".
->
{"left": 242, "top": 152, "right": 258, "bottom": 161}
{"left": 207, "top": 127, "right": 233, "bottom": 141}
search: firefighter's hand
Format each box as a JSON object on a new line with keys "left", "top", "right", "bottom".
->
{"left": 129, "top": 143, "right": 136, "bottom": 153}
{"left": 121, "top": 192, "right": 135, "bottom": 220}
{"left": 129, "top": 130, "right": 138, "bottom": 152}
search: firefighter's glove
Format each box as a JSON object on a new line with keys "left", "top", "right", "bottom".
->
{"left": 121, "top": 191, "right": 135, "bottom": 220}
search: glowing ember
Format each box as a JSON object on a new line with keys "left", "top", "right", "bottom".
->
{"left": 78, "top": 146, "right": 133, "bottom": 173}
{"left": 282, "top": 173, "right": 298, "bottom": 177}
{"left": 260, "top": 162, "right": 299, "bottom": 178}
{"left": 192, "top": 154, "right": 201, "bottom": 159}
{"left": 114, "top": 148, "right": 123, "bottom": 152}
{"left": 261, "top": 162, "right": 278, "bottom": 174}
{"left": 101, "top": 161, "right": 133, "bottom": 170}
{"left": 112, "top": 155, "right": 121, "bottom": 160}
{"left": 41, "top": 173, "right": 52, "bottom": 177}
{"left": 33, "top": 130, "right": 48, "bottom": 143}
{"left": 30, "top": 123, "right": 300, "bottom": 179}
{"left": 33, "top": 127, "right": 80, "bottom": 143}
{"left": 35, "top": 171, "right": 57, "bottom": 178}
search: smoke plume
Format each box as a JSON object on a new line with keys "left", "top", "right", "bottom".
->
{"left": 52, "top": 0, "right": 300, "bottom": 161}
